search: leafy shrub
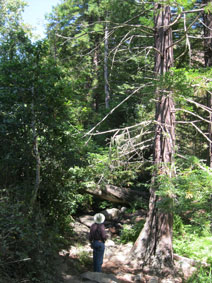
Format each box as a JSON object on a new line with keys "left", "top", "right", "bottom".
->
{"left": 84, "top": 149, "right": 141, "bottom": 188}
{"left": 119, "top": 220, "right": 145, "bottom": 244}
{"left": 173, "top": 223, "right": 212, "bottom": 264}
{"left": 0, "top": 199, "right": 64, "bottom": 282}
{"left": 186, "top": 267, "right": 212, "bottom": 283}
{"left": 173, "top": 214, "right": 212, "bottom": 283}
{"left": 78, "top": 250, "right": 93, "bottom": 267}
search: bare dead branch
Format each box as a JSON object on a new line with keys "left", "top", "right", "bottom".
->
{"left": 185, "top": 98, "right": 212, "bottom": 114}
{"left": 111, "top": 29, "right": 134, "bottom": 69}
{"left": 175, "top": 108, "right": 212, "bottom": 124}
{"left": 184, "top": 13, "right": 191, "bottom": 66}
{"left": 88, "top": 122, "right": 152, "bottom": 137}
{"left": 172, "top": 7, "right": 205, "bottom": 15}
{"left": 119, "top": 139, "right": 154, "bottom": 158}
{"left": 176, "top": 120, "right": 201, "bottom": 124}
{"left": 198, "top": 18, "right": 212, "bottom": 31}
{"left": 176, "top": 154, "right": 212, "bottom": 174}
{"left": 167, "top": 13, "right": 202, "bottom": 50}
{"left": 84, "top": 84, "right": 153, "bottom": 138}
{"left": 191, "top": 122, "right": 212, "bottom": 144}
{"left": 188, "top": 35, "right": 212, "bottom": 39}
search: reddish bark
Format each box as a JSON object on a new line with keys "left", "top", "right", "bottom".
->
{"left": 130, "top": 3, "right": 176, "bottom": 274}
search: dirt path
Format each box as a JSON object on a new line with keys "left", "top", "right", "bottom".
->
{"left": 56, "top": 212, "right": 196, "bottom": 283}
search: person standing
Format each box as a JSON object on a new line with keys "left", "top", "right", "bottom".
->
{"left": 89, "top": 213, "right": 107, "bottom": 272}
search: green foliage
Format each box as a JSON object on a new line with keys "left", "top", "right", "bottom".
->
{"left": 0, "top": 199, "right": 63, "bottom": 282}
{"left": 83, "top": 148, "right": 142, "bottom": 189}
{"left": 119, "top": 220, "right": 145, "bottom": 244}
{"left": 173, "top": 214, "right": 212, "bottom": 283}
{"left": 174, "top": 231, "right": 212, "bottom": 264}
{"left": 154, "top": 157, "right": 212, "bottom": 222}
{"left": 165, "top": 68, "right": 212, "bottom": 159}
{"left": 173, "top": 214, "right": 211, "bottom": 260}
{"left": 173, "top": 157, "right": 212, "bottom": 224}
{"left": 204, "top": 2, "right": 212, "bottom": 14}
{"left": 0, "top": 33, "right": 88, "bottom": 227}
{"left": 98, "top": 200, "right": 114, "bottom": 210}
{"left": 186, "top": 267, "right": 212, "bottom": 283}
{"left": 174, "top": 0, "right": 196, "bottom": 10}
{"left": 46, "top": 0, "right": 155, "bottom": 133}
{"left": 78, "top": 250, "right": 92, "bottom": 268}
{"left": 0, "top": 0, "right": 26, "bottom": 33}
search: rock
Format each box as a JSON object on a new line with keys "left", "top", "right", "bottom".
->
{"left": 120, "top": 207, "right": 127, "bottom": 213}
{"left": 134, "top": 273, "right": 145, "bottom": 282}
{"left": 70, "top": 220, "right": 90, "bottom": 243}
{"left": 173, "top": 254, "right": 199, "bottom": 280}
{"left": 103, "top": 208, "right": 120, "bottom": 220}
{"left": 106, "top": 239, "right": 116, "bottom": 247}
{"left": 81, "top": 271, "right": 120, "bottom": 283}
{"left": 161, "top": 279, "right": 179, "bottom": 283}
{"left": 104, "top": 239, "right": 116, "bottom": 258}
{"left": 117, "top": 273, "right": 135, "bottom": 282}
{"left": 134, "top": 215, "right": 145, "bottom": 223}
{"left": 63, "top": 274, "right": 83, "bottom": 282}
{"left": 148, "top": 277, "right": 159, "bottom": 283}
{"left": 175, "top": 260, "right": 197, "bottom": 280}
{"left": 110, "top": 242, "right": 133, "bottom": 262}
{"left": 79, "top": 215, "right": 94, "bottom": 227}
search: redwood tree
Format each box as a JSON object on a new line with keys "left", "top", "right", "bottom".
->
{"left": 131, "top": 2, "right": 176, "bottom": 275}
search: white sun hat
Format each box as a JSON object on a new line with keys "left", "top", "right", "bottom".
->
{"left": 94, "top": 213, "right": 105, "bottom": 224}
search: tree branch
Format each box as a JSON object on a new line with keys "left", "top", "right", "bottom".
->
{"left": 184, "top": 13, "right": 191, "bottom": 66}
{"left": 175, "top": 108, "right": 211, "bottom": 124}
{"left": 191, "top": 122, "right": 212, "bottom": 144}
{"left": 185, "top": 97, "right": 212, "bottom": 114}
{"left": 84, "top": 84, "right": 153, "bottom": 138}
{"left": 88, "top": 121, "right": 152, "bottom": 136}
{"left": 167, "top": 13, "right": 202, "bottom": 50}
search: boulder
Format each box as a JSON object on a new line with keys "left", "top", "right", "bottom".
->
{"left": 63, "top": 274, "right": 83, "bottom": 283}
{"left": 106, "top": 239, "right": 116, "bottom": 247}
{"left": 103, "top": 208, "right": 120, "bottom": 220}
{"left": 70, "top": 220, "right": 90, "bottom": 243}
{"left": 79, "top": 215, "right": 94, "bottom": 227}
{"left": 104, "top": 239, "right": 116, "bottom": 258}
{"left": 81, "top": 271, "right": 120, "bottom": 283}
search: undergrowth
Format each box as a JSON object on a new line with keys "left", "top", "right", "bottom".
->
{"left": 119, "top": 220, "right": 145, "bottom": 244}
{"left": 0, "top": 199, "right": 68, "bottom": 283}
{"left": 118, "top": 212, "right": 211, "bottom": 282}
{"left": 173, "top": 215, "right": 212, "bottom": 282}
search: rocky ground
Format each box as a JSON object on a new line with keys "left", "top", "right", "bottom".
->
{"left": 57, "top": 207, "right": 197, "bottom": 283}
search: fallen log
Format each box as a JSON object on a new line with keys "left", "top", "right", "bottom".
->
{"left": 86, "top": 184, "right": 149, "bottom": 205}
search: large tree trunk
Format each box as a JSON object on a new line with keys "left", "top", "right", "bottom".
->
{"left": 203, "top": 0, "right": 212, "bottom": 168}
{"left": 130, "top": 3, "right": 175, "bottom": 275}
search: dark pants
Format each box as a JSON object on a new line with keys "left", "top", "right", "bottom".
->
{"left": 92, "top": 240, "right": 105, "bottom": 272}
